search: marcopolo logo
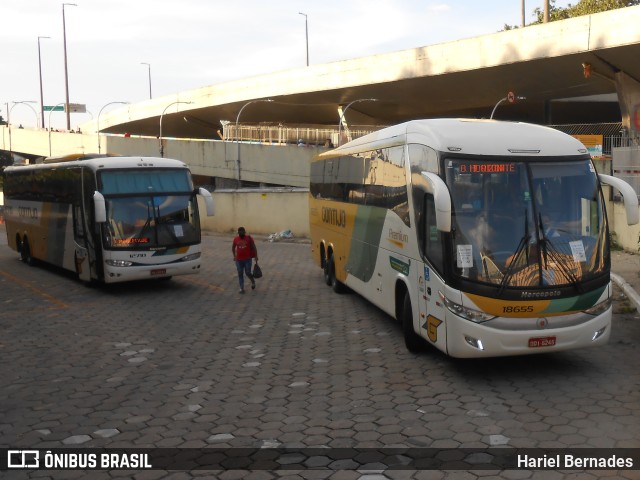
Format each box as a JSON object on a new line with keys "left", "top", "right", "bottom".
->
{"left": 7, "top": 450, "right": 39, "bottom": 468}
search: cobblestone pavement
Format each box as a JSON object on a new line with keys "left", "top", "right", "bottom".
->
{"left": 0, "top": 230, "right": 639, "bottom": 480}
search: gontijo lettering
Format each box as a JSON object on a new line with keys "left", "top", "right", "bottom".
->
{"left": 321, "top": 207, "right": 346, "bottom": 227}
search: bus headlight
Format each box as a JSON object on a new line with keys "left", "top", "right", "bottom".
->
{"left": 180, "top": 253, "right": 201, "bottom": 262}
{"left": 440, "top": 292, "right": 495, "bottom": 323}
{"left": 585, "top": 298, "right": 612, "bottom": 316}
{"left": 106, "top": 259, "right": 134, "bottom": 267}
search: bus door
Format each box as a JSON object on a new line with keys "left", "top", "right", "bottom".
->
{"left": 72, "top": 168, "right": 92, "bottom": 282}
{"left": 418, "top": 194, "right": 448, "bottom": 350}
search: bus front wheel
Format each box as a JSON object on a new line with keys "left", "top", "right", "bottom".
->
{"left": 402, "top": 293, "right": 424, "bottom": 353}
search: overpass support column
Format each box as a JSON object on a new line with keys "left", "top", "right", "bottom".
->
{"left": 616, "top": 72, "right": 640, "bottom": 144}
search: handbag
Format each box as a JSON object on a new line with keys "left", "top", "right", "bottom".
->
{"left": 252, "top": 262, "right": 263, "bottom": 279}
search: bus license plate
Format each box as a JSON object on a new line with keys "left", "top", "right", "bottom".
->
{"left": 528, "top": 336, "right": 556, "bottom": 348}
{"left": 151, "top": 269, "right": 166, "bottom": 276}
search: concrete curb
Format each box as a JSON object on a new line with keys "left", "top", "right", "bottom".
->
{"left": 611, "top": 272, "right": 640, "bottom": 313}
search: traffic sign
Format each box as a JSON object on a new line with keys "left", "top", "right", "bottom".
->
{"left": 507, "top": 91, "right": 516, "bottom": 103}
{"left": 44, "top": 105, "right": 64, "bottom": 112}
{"left": 67, "top": 103, "right": 86, "bottom": 113}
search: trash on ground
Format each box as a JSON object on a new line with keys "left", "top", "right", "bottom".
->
{"left": 268, "top": 230, "right": 294, "bottom": 242}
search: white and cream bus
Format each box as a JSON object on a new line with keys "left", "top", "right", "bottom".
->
{"left": 310, "top": 119, "right": 638, "bottom": 357}
{"left": 3, "top": 155, "right": 214, "bottom": 283}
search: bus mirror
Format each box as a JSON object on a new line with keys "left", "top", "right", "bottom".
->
{"left": 93, "top": 191, "right": 107, "bottom": 223}
{"left": 598, "top": 174, "right": 639, "bottom": 225}
{"left": 198, "top": 187, "right": 215, "bottom": 216}
{"left": 422, "top": 172, "right": 452, "bottom": 232}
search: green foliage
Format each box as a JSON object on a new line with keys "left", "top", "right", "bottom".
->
{"left": 532, "top": 0, "right": 640, "bottom": 23}
{"left": 502, "top": 0, "right": 640, "bottom": 28}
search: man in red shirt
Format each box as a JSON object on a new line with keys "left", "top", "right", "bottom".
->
{"left": 232, "top": 227, "right": 258, "bottom": 293}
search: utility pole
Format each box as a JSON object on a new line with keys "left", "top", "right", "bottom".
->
{"left": 62, "top": 3, "right": 77, "bottom": 130}
{"left": 299, "top": 12, "right": 309, "bottom": 66}
{"left": 521, "top": 0, "right": 525, "bottom": 27}
{"left": 543, "top": 0, "right": 550, "bottom": 23}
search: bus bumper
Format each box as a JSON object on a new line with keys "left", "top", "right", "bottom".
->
{"left": 445, "top": 309, "right": 611, "bottom": 358}
{"left": 102, "top": 260, "right": 202, "bottom": 283}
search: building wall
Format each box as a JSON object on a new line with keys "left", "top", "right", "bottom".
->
{"left": 0, "top": 127, "right": 318, "bottom": 189}
{"left": 608, "top": 197, "right": 640, "bottom": 252}
{"left": 201, "top": 189, "right": 310, "bottom": 237}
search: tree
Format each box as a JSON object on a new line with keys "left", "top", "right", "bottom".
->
{"left": 503, "top": 0, "right": 639, "bottom": 29}
{"left": 532, "top": 0, "right": 640, "bottom": 23}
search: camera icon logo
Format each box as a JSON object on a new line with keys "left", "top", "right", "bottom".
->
{"left": 7, "top": 450, "right": 40, "bottom": 468}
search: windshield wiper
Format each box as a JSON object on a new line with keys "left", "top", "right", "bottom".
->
{"left": 538, "top": 213, "right": 582, "bottom": 292}
{"left": 133, "top": 202, "right": 156, "bottom": 246}
{"left": 498, "top": 209, "right": 530, "bottom": 295}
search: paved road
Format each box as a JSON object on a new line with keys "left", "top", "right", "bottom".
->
{"left": 0, "top": 229, "right": 639, "bottom": 479}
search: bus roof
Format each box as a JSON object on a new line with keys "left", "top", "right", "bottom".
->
{"left": 4, "top": 156, "right": 189, "bottom": 173}
{"left": 323, "top": 119, "right": 589, "bottom": 159}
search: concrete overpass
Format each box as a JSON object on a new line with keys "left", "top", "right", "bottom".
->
{"left": 2, "top": 7, "right": 640, "bottom": 244}
{"left": 3, "top": 7, "right": 640, "bottom": 189}
{"left": 85, "top": 6, "right": 640, "bottom": 141}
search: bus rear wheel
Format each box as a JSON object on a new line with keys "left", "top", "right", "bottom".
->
{"left": 402, "top": 293, "right": 425, "bottom": 353}
{"left": 323, "top": 251, "right": 332, "bottom": 286}
{"left": 20, "top": 237, "right": 35, "bottom": 266}
{"left": 327, "top": 253, "right": 347, "bottom": 294}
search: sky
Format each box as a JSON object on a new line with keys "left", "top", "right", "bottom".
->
{"left": 1, "top": 0, "right": 573, "bottom": 130}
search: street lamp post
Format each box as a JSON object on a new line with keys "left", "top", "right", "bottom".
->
{"left": 140, "top": 62, "right": 152, "bottom": 99}
{"left": 298, "top": 12, "right": 309, "bottom": 66}
{"left": 11, "top": 101, "right": 39, "bottom": 126}
{"left": 48, "top": 102, "right": 66, "bottom": 156}
{"left": 38, "top": 36, "right": 51, "bottom": 128}
{"left": 159, "top": 101, "right": 192, "bottom": 157}
{"left": 490, "top": 94, "right": 526, "bottom": 119}
{"left": 97, "top": 101, "right": 129, "bottom": 153}
{"left": 337, "top": 98, "right": 378, "bottom": 146}
{"left": 62, "top": 3, "right": 77, "bottom": 131}
{"left": 235, "top": 99, "right": 273, "bottom": 188}
{"left": 8, "top": 101, "right": 39, "bottom": 159}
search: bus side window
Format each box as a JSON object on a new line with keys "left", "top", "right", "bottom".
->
{"left": 424, "top": 194, "right": 444, "bottom": 274}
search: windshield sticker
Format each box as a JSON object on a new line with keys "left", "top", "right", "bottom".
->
{"left": 174, "top": 225, "right": 184, "bottom": 237}
{"left": 457, "top": 245, "right": 473, "bottom": 268}
{"left": 569, "top": 240, "right": 587, "bottom": 263}
{"left": 390, "top": 256, "right": 411, "bottom": 275}
{"left": 429, "top": 225, "right": 438, "bottom": 242}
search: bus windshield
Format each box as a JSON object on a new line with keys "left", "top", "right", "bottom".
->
{"left": 445, "top": 158, "right": 607, "bottom": 289}
{"left": 104, "top": 194, "right": 199, "bottom": 249}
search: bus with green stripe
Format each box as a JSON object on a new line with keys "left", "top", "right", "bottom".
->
{"left": 3, "top": 155, "right": 214, "bottom": 284}
{"left": 309, "top": 119, "right": 639, "bottom": 357}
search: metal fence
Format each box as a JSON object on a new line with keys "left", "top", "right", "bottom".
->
{"left": 222, "top": 123, "right": 382, "bottom": 147}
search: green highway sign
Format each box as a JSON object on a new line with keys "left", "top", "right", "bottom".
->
{"left": 44, "top": 105, "right": 64, "bottom": 111}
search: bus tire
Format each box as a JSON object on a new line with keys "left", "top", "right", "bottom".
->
{"left": 322, "top": 250, "right": 332, "bottom": 286}
{"left": 402, "top": 293, "right": 424, "bottom": 353}
{"left": 327, "top": 253, "right": 347, "bottom": 294}
{"left": 21, "top": 238, "right": 35, "bottom": 266}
